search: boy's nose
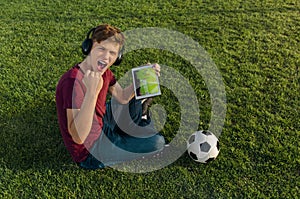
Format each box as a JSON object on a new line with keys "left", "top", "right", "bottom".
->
{"left": 99, "top": 50, "right": 109, "bottom": 61}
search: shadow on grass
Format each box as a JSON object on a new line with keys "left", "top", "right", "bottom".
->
{"left": 0, "top": 90, "right": 208, "bottom": 172}
{"left": 0, "top": 97, "right": 75, "bottom": 171}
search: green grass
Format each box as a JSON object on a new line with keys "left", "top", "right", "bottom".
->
{"left": 0, "top": 0, "right": 299, "bottom": 198}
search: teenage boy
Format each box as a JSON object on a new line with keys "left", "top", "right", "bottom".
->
{"left": 56, "top": 24, "right": 165, "bottom": 169}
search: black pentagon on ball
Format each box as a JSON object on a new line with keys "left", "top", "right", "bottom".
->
{"left": 205, "top": 157, "right": 215, "bottom": 163}
{"left": 200, "top": 142, "right": 211, "bottom": 152}
{"left": 188, "top": 134, "right": 195, "bottom": 144}
{"left": 216, "top": 141, "right": 220, "bottom": 150}
{"left": 189, "top": 151, "right": 198, "bottom": 160}
{"left": 202, "top": 130, "right": 212, "bottom": 136}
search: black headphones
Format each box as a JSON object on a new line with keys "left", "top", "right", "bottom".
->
{"left": 81, "top": 27, "right": 124, "bottom": 66}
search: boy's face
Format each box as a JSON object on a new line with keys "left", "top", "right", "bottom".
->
{"left": 88, "top": 39, "right": 120, "bottom": 74}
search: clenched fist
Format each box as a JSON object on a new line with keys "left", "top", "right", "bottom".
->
{"left": 82, "top": 70, "right": 103, "bottom": 95}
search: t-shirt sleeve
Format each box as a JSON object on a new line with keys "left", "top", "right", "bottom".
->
{"left": 61, "top": 78, "right": 84, "bottom": 109}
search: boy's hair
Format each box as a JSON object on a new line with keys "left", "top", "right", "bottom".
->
{"left": 92, "top": 24, "right": 125, "bottom": 47}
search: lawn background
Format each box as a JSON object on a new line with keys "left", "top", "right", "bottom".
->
{"left": 0, "top": 0, "right": 299, "bottom": 198}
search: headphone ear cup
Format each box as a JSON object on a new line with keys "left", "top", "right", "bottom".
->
{"left": 81, "top": 27, "right": 96, "bottom": 55}
{"left": 81, "top": 38, "right": 93, "bottom": 55}
{"left": 113, "top": 46, "right": 124, "bottom": 66}
{"left": 113, "top": 55, "right": 123, "bottom": 66}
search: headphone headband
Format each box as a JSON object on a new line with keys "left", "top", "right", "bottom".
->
{"left": 86, "top": 28, "right": 96, "bottom": 39}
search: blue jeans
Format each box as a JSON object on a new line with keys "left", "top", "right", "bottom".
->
{"left": 79, "top": 98, "right": 165, "bottom": 170}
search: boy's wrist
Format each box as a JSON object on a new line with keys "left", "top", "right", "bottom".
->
{"left": 85, "top": 90, "right": 99, "bottom": 101}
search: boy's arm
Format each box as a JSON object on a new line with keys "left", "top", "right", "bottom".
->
{"left": 67, "top": 70, "right": 103, "bottom": 144}
{"left": 109, "top": 82, "right": 135, "bottom": 104}
{"left": 66, "top": 92, "right": 98, "bottom": 144}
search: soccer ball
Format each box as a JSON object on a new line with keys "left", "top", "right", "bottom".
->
{"left": 187, "top": 130, "right": 220, "bottom": 163}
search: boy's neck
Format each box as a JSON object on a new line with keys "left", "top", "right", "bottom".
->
{"left": 78, "top": 59, "right": 90, "bottom": 74}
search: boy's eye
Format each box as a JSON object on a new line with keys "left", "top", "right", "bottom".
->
{"left": 110, "top": 51, "right": 117, "bottom": 56}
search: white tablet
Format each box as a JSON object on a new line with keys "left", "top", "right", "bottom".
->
{"left": 132, "top": 65, "right": 161, "bottom": 100}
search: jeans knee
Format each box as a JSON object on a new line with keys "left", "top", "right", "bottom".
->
{"left": 153, "top": 134, "right": 165, "bottom": 151}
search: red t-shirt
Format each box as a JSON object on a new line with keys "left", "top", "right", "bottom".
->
{"left": 56, "top": 64, "right": 116, "bottom": 162}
